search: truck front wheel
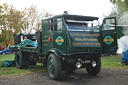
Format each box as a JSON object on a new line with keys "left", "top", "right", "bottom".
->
{"left": 86, "top": 57, "right": 101, "bottom": 75}
{"left": 47, "top": 53, "right": 62, "bottom": 80}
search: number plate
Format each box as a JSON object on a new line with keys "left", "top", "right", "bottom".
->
{"left": 81, "top": 60, "right": 91, "bottom": 64}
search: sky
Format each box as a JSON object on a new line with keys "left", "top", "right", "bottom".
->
{"left": 0, "top": 0, "right": 114, "bottom": 23}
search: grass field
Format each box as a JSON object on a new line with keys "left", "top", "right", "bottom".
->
{"left": 0, "top": 54, "right": 47, "bottom": 77}
{"left": 0, "top": 54, "right": 127, "bottom": 77}
{"left": 101, "top": 55, "right": 128, "bottom": 69}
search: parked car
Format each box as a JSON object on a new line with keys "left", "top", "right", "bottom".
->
{"left": 0, "top": 47, "right": 13, "bottom": 55}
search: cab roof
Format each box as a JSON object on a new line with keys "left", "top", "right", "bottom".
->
{"left": 43, "top": 14, "right": 99, "bottom": 21}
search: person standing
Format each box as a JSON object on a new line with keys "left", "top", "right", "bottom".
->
{"left": 1, "top": 46, "right": 4, "bottom": 50}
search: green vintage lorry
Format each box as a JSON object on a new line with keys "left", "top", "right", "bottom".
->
{"left": 10, "top": 13, "right": 117, "bottom": 80}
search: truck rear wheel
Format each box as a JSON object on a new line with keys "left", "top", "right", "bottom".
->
{"left": 15, "top": 51, "right": 25, "bottom": 69}
{"left": 23, "top": 52, "right": 29, "bottom": 68}
{"left": 86, "top": 57, "right": 101, "bottom": 75}
{"left": 15, "top": 51, "right": 29, "bottom": 69}
{"left": 47, "top": 53, "right": 62, "bottom": 80}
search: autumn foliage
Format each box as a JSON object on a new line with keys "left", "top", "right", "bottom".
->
{"left": 0, "top": 3, "right": 52, "bottom": 48}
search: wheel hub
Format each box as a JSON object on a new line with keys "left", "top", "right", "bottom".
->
{"left": 48, "top": 58, "right": 55, "bottom": 75}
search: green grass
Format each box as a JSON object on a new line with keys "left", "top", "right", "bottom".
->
{"left": 0, "top": 54, "right": 128, "bottom": 77}
{"left": 0, "top": 54, "right": 47, "bottom": 77}
{"left": 0, "top": 54, "right": 15, "bottom": 63}
{"left": 101, "top": 55, "right": 128, "bottom": 69}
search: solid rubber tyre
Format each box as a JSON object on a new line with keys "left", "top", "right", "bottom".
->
{"left": 47, "top": 53, "right": 62, "bottom": 80}
{"left": 15, "top": 51, "right": 25, "bottom": 69}
{"left": 86, "top": 57, "right": 101, "bottom": 75}
{"left": 15, "top": 51, "right": 29, "bottom": 69}
{"left": 23, "top": 52, "right": 29, "bottom": 68}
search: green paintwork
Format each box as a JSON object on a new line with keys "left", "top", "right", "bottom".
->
{"left": 116, "top": 25, "right": 127, "bottom": 39}
{"left": 101, "top": 17, "right": 117, "bottom": 53}
{"left": 10, "top": 45, "right": 39, "bottom": 53}
{"left": 41, "top": 15, "right": 103, "bottom": 55}
{"left": 10, "top": 14, "right": 118, "bottom": 55}
{"left": 101, "top": 30, "right": 117, "bottom": 53}
{"left": 53, "top": 31, "right": 67, "bottom": 54}
{"left": 21, "top": 47, "right": 38, "bottom": 53}
{"left": 66, "top": 31, "right": 101, "bottom": 54}
{"left": 42, "top": 20, "right": 53, "bottom": 54}
{"left": 41, "top": 17, "right": 67, "bottom": 55}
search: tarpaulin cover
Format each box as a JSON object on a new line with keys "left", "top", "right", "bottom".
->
{"left": 10, "top": 39, "right": 38, "bottom": 49}
{"left": 18, "top": 39, "right": 35, "bottom": 48}
{"left": 1, "top": 60, "right": 15, "bottom": 67}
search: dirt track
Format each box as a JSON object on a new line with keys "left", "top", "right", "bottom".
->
{"left": 0, "top": 68, "right": 128, "bottom": 85}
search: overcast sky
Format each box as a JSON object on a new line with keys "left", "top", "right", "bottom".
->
{"left": 1, "top": 0, "right": 113, "bottom": 23}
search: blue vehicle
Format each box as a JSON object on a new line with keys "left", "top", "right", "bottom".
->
{"left": 0, "top": 47, "right": 13, "bottom": 55}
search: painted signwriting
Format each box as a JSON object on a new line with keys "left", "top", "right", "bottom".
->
{"left": 43, "top": 35, "right": 49, "bottom": 46}
{"left": 44, "top": 44, "right": 48, "bottom": 46}
{"left": 70, "top": 32, "right": 100, "bottom": 47}
{"left": 44, "top": 35, "right": 48, "bottom": 38}
{"left": 70, "top": 33, "right": 100, "bottom": 37}
{"left": 43, "top": 40, "right": 49, "bottom": 42}
{"left": 72, "top": 42, "right": 101, "bottom": 46}
{"left": 75, "top": 38, "right": 98, "bottom": 41}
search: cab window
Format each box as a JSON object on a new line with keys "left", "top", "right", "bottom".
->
{"left": 48, "top": 20, "right": 53, "bottom": 31}
{"left": 53, "top": 18, "right": 63, "bottom": 31}
{"left": 57, "top": 18, "right": 63, "bottom": 30}
{"left": 102, "top": 18, "right": 116, "bottom": 30}
{"left": 48, "top": 18, "right": 63, "bottom": 31}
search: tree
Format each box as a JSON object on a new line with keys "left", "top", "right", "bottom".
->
{"left": 109, "top": 0, "right": 128, "bottom": 24}
{"left": 0, "top": 3, "right": 53, "bottom": 47}
{"left": 0, "top": 30, "right": 14, "bottom": 47}
{"left": 22, "top": 5, "right": 53, "bottom": 33}
{"left": 110, "top": 0, "right": 128, "bottom": 9}
{"left": 0, "top": 3, "right": 24, "bottom": 47}
{"left": 0, "top": 3, "right": 15, "bottom": 47}
{"left": 34, "top": 11, "right": 53, "bottom": 31}
{"left": 23, "top": 5, "right": 38, "bottom": 33}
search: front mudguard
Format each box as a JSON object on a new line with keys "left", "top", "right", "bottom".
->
{"left": 44, "top": 49, "right": 64, "bottom": 67}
